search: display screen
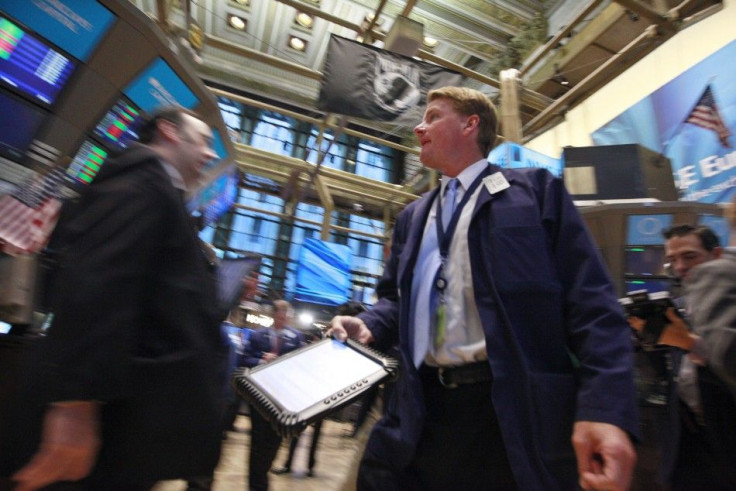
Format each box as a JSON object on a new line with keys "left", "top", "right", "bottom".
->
{"left": 92, "top": 98, "right": 143, "bottom": 152}
{"left": 0, "top": 17, "right": 76, "bottom": 106}
{"left": 0, "top": 90, "right": 47, "bottom": 162}
{"left": 1, "top": 0, "right": 116, "bottom": 62}
{"left": 66, "top": 140, "right": 108, "bottom": 185}
{"left": 624, "top": 246, "right": 666, "bottom": 276}
{"left": 625, "top": 278, "right": 671, "bottom": 294}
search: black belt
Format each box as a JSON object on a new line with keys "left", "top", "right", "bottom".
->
{"left": 420, "top": 361, "right": 493, "bottom": 389}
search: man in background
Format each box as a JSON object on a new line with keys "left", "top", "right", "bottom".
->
{"left": 330, "top": 86, "right": 638, "bottom": 490}
{"left": 0, "top": 107, "right": 225, "bottom": 490}
{"left": 633, "top": 223, "right": 735, "bottom": 489}
{"left": 242, "top": 299, "right": 306, "bottom": 490}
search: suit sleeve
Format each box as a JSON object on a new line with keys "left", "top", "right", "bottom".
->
{"left": 242, "top": 332, "right": 265, "bottom": 368}
{"left": 537, "top": 172, "right": 639, "bottom": 438}
{"left": 687, "top": 259, "right": 736, "bottom": 389}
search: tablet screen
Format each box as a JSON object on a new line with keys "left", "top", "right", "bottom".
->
{"left": 249, "top": 339, "right": 382, "bottom": 413}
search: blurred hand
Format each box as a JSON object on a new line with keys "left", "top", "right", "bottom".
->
{"left": 261, "top": 352, "right": 278, "bottom": 363}
{"left": 658, "top": 308, "right": 696, "bottom": 351}
{"left": 327, "top": 315, "right": 374, "bottom": 345}
{"left": 627, "top": 316, "right": 645, "bottom": 333}
{"left": 12, "top": 401, "right": 101, "bottom": 491}
{"left": 572, "top": 421, "right": 636, "bottom": 491}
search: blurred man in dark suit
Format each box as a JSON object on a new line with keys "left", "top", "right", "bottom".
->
{"left": 1, "top": 106, "right": 225, "bottom": 490}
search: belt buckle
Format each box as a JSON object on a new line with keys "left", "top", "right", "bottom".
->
{"left": 437, "top": 367, "right": 458, "bottom": 389}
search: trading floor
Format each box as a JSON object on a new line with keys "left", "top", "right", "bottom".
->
{"left": 154, "top": 414, "right": 361, "bottom": 491}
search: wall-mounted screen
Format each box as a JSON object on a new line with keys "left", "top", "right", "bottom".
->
{"left": 92, "top": 98, "right": 143, "bottom": 152}
{"left": 124, "top": 57, "right": 199, "bottom": 112}
{"left": 626, "top": 214, "right": 674, "bottom": 245}
{"left": 699, "top": 214, "right": 730, "bottom": 248}
{"left": 66, "top": 140, "right": 108, "bottom": 185}
{"left": 0, "top": 90, "right": 47, "bottom": 162}
{"left": 0, "top": 17, "right": 76, "bottom": 106}
{"left": 624, "top": 246, "right": 667, "bottom": 276}
{"left": 624, "top": 278, "right": 671, "bottom": 294}
{"left": 1, "top": 0, "right": 115, "bottom": 62}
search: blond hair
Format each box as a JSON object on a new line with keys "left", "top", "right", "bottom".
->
{"left": 427, "top": 87, "right": 498, "bottom": 156}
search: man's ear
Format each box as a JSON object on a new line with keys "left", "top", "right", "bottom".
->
{"left": 157, "top": 118, "right": 179, "bottom": 142}
{"left": 464, "top": 114, "right": 480, "bottom": 132}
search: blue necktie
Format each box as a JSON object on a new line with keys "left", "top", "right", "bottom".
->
{"left": 442, "top": 179, "right": 459, "bottom": 230}
{"left": 411, "top": 179, "right": 459, "bottom": 367}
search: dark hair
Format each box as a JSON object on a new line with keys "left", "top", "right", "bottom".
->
{"left": 137, "top": 106, "right": 198, "bottom": 144}
{"left": 662, "top": 224, "right": 720, "bottom": 251}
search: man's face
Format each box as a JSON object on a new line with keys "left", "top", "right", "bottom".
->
{"left": 413, "top": 97, "right": 469, "bottom": 173}
{"left": 175, "top": 114, "right": 217, "bottom": 188}
{"left": 664, "top": 233, "right": 718, "bottom": 280}
{"left": 272, "top": 307, "right": 287, "bottom": 330}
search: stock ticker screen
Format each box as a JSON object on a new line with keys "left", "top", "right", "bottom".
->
{"left": 66, "top": 140, "right": 108, "bottom": 185}
{"left": 0, "top": 16, "right": 76, "bottom": 106}
{"left": 92, "top": 98, "right": 143, "bottom": 152}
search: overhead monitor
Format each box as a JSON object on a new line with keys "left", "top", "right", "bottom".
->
{"left": 0, "top": 90, "right": 47, "bottom": 162}
{"left": 124, "top": 57, "right": 199, "bottom": 112}
{"left": 0, "top": 16, "right": 76, "bottom": 106}
{"left": 624, "top": 246, "right": 667, "bottom": 277}
{"left": 1, "top": 0, "right": 116, "bottom": 62}
{"left": 92, "top": 97, "right": 144, "bottom": 152}
{"left": 66, "top": 139, "right": 108, "bottom": 185}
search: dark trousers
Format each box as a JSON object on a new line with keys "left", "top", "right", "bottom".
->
{"left": 672, "top": 371, "right": 736, "bottom": 490}
{"left": 248, "top": 410, "right": 282, "bottom": 491}
{"left": 358, "top": 369, "right": 517, "bottom": 491}
{"left": 280, "top": 419, "right": 323, "bottom": 471}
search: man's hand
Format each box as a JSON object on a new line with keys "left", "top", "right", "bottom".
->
{"left": 572, "top": 421, "right": 636, "bottom": 491}
{"left": 658, "top": 308, "right": 697, "bottom": 351}
{"left": 261, "top": 351, "right": 278, "bottom": 363}
{"left": 327, "top": 315, "right": 374, "bottom": 345}
{"left": 12, "top": 401, "right": 101, "bottom": 491}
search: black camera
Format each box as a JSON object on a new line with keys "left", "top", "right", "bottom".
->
{"left": 619, "top": 290, "right": 679, "bottom": 347}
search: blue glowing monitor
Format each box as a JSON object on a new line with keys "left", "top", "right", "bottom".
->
{"left": 0, "top": 17, "right": 76, "bottom": 106}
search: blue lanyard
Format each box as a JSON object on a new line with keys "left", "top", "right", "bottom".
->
{"left": 433, "top": 167, "right": 491, "bottom": 291}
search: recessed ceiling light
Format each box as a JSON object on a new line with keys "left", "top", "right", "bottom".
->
{"left": 288, "top": 36, "right": 307, "bottom": 52}
{"left": 295, "top": 12, "right": 313, "bottom": 28}
{"left": 228, "top": 14, "right": 246, "bottom": 30}
{"left": 423, "top": 36, "right": 438, "bottom": 48}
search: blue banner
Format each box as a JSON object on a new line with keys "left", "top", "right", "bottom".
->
{"left": 592, "top": 41, "right": 736, "bottom": 204}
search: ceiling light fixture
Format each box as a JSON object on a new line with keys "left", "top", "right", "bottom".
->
{"left": 295, "top": 12, "right": 314, "bottom": 29}
{"left": 288, "top": 36, "right": 307, "bottom": 52}
{"left": 228, "top": 14, "right": 246, "bottom": 30}
{"left": 423, "top": 36, "right": 438, "bottom": 48}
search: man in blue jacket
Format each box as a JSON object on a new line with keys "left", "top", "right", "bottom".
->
{"left": 242, "top": 299, "right": 306, "bottom": 490}
{"left": 330, "top": 86, "right": 638, "bottom": 490}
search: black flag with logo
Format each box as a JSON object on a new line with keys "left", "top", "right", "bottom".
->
{"left": 317, "top": 35, "right": 464, "bottom": 125}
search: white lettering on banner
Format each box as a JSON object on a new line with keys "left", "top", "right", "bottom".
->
{"left": 682, "top": 175, "right": 736, "bottom": 202}
{"left": 699, "top": 151, "right": 736, "bottom": 178}
{"left": 676, "top": 165, "right": 699, "bottom": 190}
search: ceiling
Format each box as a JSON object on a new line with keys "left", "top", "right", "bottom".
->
{"left": 125, "top": 0, "right": 723, "bottom": 221}
{"left": 128, "top": 0, "right": 723, "bottom": 139}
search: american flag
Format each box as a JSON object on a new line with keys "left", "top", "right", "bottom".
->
{"left": 685, "top": 85, "right": 731, "bottom": 148}
{"left": 0, "top": 168, "right": 66, "bottom": 255}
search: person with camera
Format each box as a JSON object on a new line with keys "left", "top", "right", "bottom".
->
{"left": 632, "top": 222, "right": 736, "bottom": 489}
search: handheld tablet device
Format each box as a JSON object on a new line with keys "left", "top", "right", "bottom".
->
{"left": 233, "top": 337, "right": 398, "bottom": 438}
